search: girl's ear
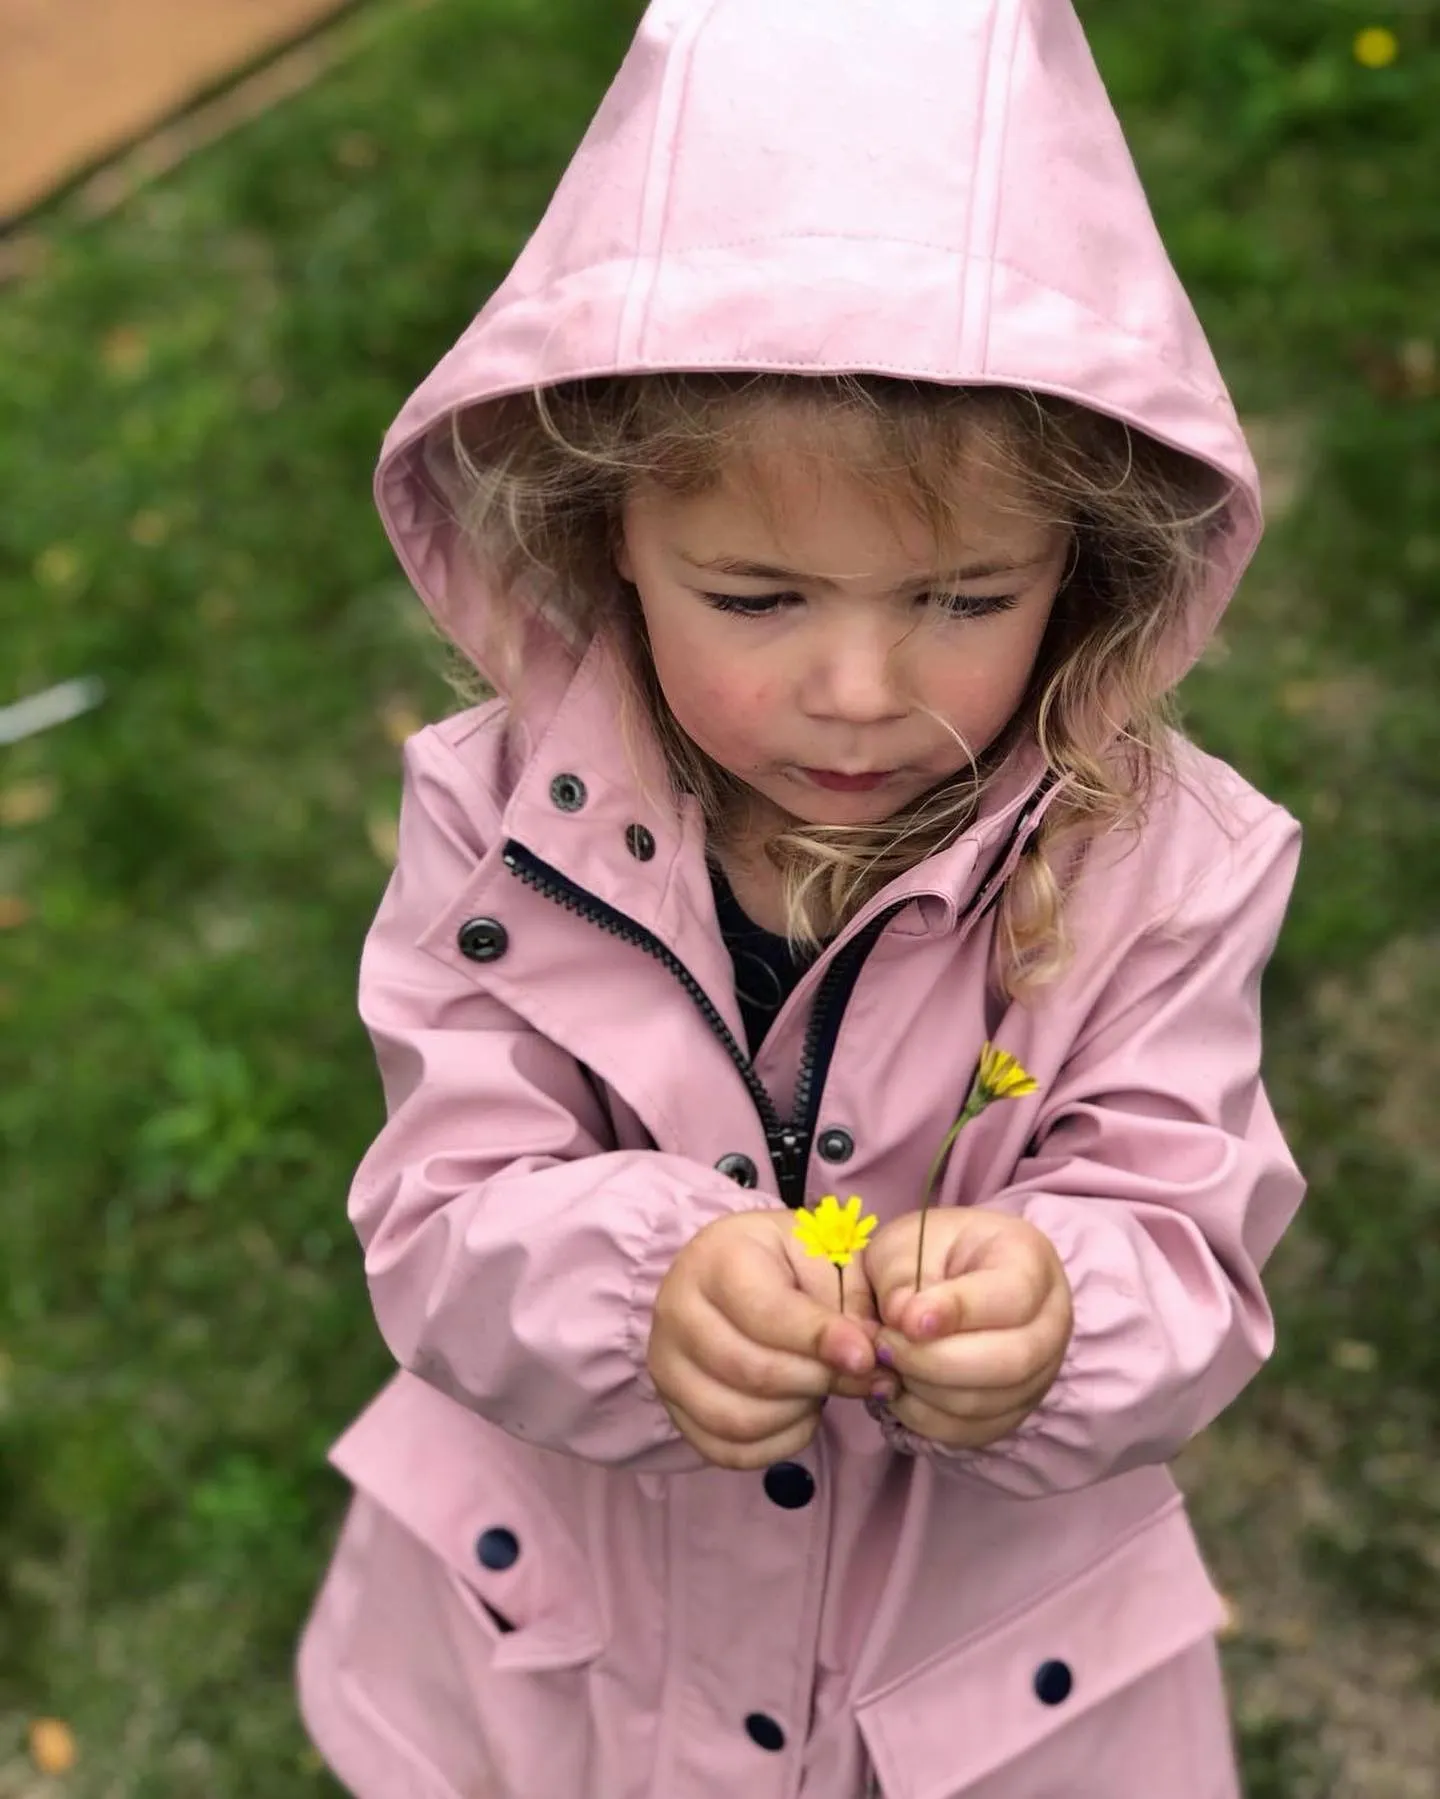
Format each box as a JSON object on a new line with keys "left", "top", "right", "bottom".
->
{"left": 613, "top": 527, "right": 635, "bottom": 585}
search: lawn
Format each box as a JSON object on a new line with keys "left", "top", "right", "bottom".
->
{"left": 1, "top": 1, "right": 1436, "bottom": 1794}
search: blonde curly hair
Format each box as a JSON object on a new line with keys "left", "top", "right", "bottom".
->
{"left": 432, "top": 373, "right": 1232, "bottom": 995}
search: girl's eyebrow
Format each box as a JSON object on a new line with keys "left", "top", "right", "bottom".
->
{"left": 678, "top": 552, "right": 1044, "bottom": 586}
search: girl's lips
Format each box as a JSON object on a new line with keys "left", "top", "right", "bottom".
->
{"left": 800, "top": 768, "right": 898, "bottom": 793}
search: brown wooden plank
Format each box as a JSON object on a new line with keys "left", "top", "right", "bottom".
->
{"left": 0, "top": 0, "right": 351, "bottom": 221}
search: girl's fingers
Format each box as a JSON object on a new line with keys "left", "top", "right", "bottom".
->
{"left": 885, "top": 1387, "right": 1036, "bottom": 1451}
{"left": 865, "top": 1208, "right": 1015, "bottom": 1323}
{"left": 657, "top": 1357, "right": 819, "bottom": 1447}
{"left": 664, "top": 1396, "right": 821, "bottom": 1472}
{"left": 891, "top": 1357, "right": 1059, "bottom": 1422}
{"left": 673, "top": 1298, "right": 834, "bottom": 1401}
{"left": 897, "top": 1258, "right": 1049, "bottom": 1342}
{"left": 876, "top": 1316, "right": 1065, "bottom": 1391}
{"left": 706, "top": 1238, "right": 876, "bottom": 1377}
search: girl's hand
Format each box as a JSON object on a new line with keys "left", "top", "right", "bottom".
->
{"left": 863, "top": 1208, "right": 1073, "bottom": 1450}
{"left": 649, "top": 1209, "right": 881, "bottom": 1470}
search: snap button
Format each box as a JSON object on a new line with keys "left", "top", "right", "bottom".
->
{"left": 762, "top": 1462, "right": 815, "bottom": 1510}
{"left": 624, "top": 823, "right": 656, "bottom": 861}
{"left": 817, "top": 1128, "right": 854, "bottom": 1164}
{"left": 744, "top": 1713, "right": 786, "bottom": 1753}
{"left": 716, "top": 1152, "right": 758, "bottom": 1188}
{"left": 1033, "top": 1659, "right": 1073, "bottom": 1705}
{"left": 549, "top": 773, "right": 587, "bottom": 812}
{"left": 475, "top": 1526, "right": 520, "bottom": 1571}
{"left": 457, "top": 917, "right": 509, "bottom": 962}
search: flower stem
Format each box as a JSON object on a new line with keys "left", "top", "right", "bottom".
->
{"left": 914, "top": 1096, "right": 985, "bottom": 1293}
{"left": 838, "top": 1264, "right": 845, "bottom": 1311}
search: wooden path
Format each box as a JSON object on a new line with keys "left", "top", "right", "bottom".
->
{"left": 0, "top": 0, "right": 351, "bottom": 222}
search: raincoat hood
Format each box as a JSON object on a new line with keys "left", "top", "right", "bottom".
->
{"left": 375, "top": 0, "right": 1261, "bottom": 695}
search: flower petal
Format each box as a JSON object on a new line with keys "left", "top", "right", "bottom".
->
{"left": 974, "top": 1043, "right": 1038, "bottom": 1103}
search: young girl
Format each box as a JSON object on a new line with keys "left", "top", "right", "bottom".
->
{"left": 297, "top": 2, "right": 1303, "bottom": 1795}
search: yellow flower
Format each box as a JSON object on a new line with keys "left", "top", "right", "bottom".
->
{"left": 793, "top": 1194, "right": 878, "bottom": 1268}
{"left": 972, "top": 1042, "right": 1040, "bottom": 1106}
{"left": 34, "top": 544, "right": 81, "bottom": 588}
{"left": 1353, "top": 26, "right": 1398, "bottom": 68}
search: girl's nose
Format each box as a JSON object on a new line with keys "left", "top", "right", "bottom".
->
{"left": 799, "top": 618, "right": 909, "bottom": 724}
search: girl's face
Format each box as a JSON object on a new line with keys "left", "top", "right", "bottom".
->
{"left": 617, "top": 431, "right": 1069, "bottom": 830}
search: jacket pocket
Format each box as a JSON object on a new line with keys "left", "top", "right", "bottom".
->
{"left": 855, "top": 1504, "right": 1230, "bottom": 1799}
{"left": 329, "top": 1372, "right": 606, "bottom": 1676}
{"left": 312, "top": 1378, "right": 606, "bottom": 1799}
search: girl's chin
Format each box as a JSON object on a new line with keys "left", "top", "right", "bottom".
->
{"left": 767, "top": 772, "right": 919, "bottom": 826}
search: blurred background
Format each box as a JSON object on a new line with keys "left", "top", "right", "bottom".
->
{"left": 0, "top": 2, "right": 1436, "bottom": 1794}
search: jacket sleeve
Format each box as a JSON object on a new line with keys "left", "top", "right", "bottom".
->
{"left": 346, "top": 733, "right": 773, "bottom": 1473}
{"left": 873, "top": 806, "right": 1304, "bottom": 1495}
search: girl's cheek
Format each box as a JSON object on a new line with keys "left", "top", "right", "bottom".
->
{"left": 674, "top": 656, "right": 775, "bottom": 727}
{"left": 717, "top": 676, "right": 783, "bottom": 743}
{"left": 928, "top": 640, "right": 1039, "bottom": 739}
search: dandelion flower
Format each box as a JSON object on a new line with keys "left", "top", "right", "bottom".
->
{"left": 794, "top": 1193, "right": 878, "bottom": 1307}
{"left": 793, "top": 1194, "right": 878, "bottom": 1268}
{"left": 972, "top": 1042, "right": 1041, "bottom": 1105}
{"left": 1353, "top": 27, "right": 1399, "bottom": 69}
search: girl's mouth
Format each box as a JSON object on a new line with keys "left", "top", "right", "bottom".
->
{"left": 800, "top": 768, "right": 898, "bottom": 793}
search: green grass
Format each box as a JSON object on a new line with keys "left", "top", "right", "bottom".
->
{"left": 1, "top": 0, "right": 1437, "bottom": 1793}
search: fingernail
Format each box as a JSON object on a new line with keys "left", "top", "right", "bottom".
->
{"left": 870, "top": 1376, "right": 897, "bottom": 1401}
{"left": 916, "top": 1311, "right": 939, "bottom": 1339}
{"left": 875, "top": 1342, "right": 895, "bottom": 1367}
{"left": 842, "top": 1344, "right": 869, "bottom": 1375}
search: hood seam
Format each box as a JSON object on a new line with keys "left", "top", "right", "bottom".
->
{"left": 958, "top": 0, "right": 1020, "bottom": 370}
{"left": 616, "top": 0, "right": 723, "bottom": 365}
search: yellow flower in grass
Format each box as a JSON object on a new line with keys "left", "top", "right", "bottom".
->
{"left": 1353, "top": 27, "right": 1398, "bottom": 69}
{"left": 793, "top": 1194, "right": 878, "bottom": 1268}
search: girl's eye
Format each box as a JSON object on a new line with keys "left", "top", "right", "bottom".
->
{"left": 699, "top": 590, "right": 800, "bottom": 617}
{"left": 698, "top": 589, "right": 1021, "bottom": 619}
{"left": 929, "top": 591, "right": 1021, "bottom": 619}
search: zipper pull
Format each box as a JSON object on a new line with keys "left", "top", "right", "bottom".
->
{"left": 767, "top": 1125, "right": 808, "bottom": 1209}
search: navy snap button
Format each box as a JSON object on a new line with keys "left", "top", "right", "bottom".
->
{"left": 625, "top": 823, "right": 656, "bottom": 861}
{"left": 762, "top": 1462, "right": 816, "bottom": 1510}
{"left": 744, "top": 1713, "right": 786, "bottom": 1752}
{"left": 476, "top": 1527, "right": 520, "bottom": 1571}
{"left": 549, "top": 773, "right": 587, "bottom": 812}
{"left": 457, "top": 917, "right": 509, "bottom": 963}
{"left": 716, "top": 1152, "right": 758, "bottom": 1188}
{"left": 817, "top": 1128, "right": 854, "bottom": 1164}
{"left": 1033, "top": 1659, "right": 1073, "bottom": 1705}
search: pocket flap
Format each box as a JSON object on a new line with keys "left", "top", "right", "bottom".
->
{"left": 330, "top": 1373, "right": 604, "bottom": 1673}
{"left": 856, "top": 1505, "right": 1225, "bottom": 1799}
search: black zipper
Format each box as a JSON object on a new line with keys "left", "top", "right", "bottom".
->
{"left": 503, "top": 842, "right": 811, "bottom": 1200}
{"left": 787, "top": 902, "right": 910, "bottom": 1158}
{"left": 502, "top": 778, "right": 1052, "bottom": 1210}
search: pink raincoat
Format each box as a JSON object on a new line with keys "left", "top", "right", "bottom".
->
{"left": 297, "top": 3, "right": 1304, "bottom": 1795}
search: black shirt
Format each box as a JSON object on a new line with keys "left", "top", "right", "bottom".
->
{"left": 709, "top": 864, "right": 825, "bottom": 1057}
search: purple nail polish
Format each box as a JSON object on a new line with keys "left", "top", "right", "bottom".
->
{"left": 875, "top": 1342, "right": 895, "bottom": 1367}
